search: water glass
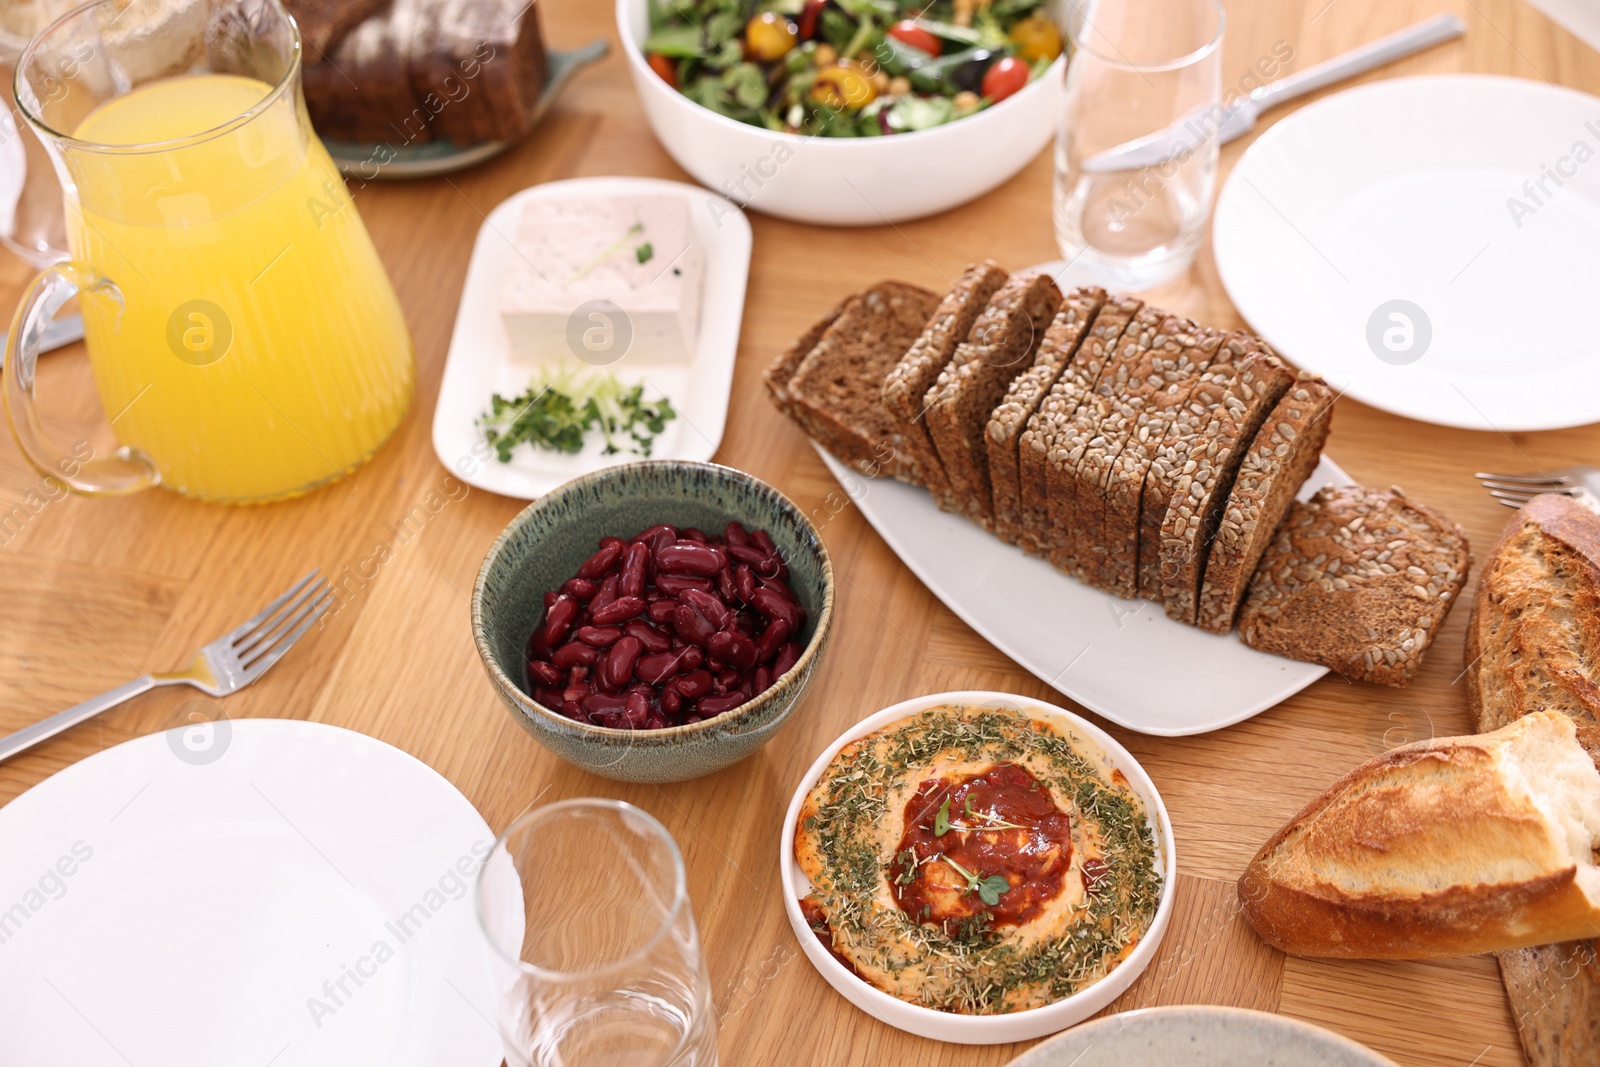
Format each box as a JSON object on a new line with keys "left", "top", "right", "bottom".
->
{"left": 476, "top": 799, "right": 718, "bottom": 1067}
{"left": 1054, "top": 0, "right": 1226, "bottom": 290}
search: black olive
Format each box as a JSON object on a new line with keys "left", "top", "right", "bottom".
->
{"left": 948, "top": 49, "right": 995, "bottom": 93}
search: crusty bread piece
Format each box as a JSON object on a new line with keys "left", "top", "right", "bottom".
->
{"left": 776, "top": 281, "right": 939, "bottom": 482}
{"left": 923, "top": 273, "right": 1062, "bottom": 526}
{"left": 1239, "top": 711, "right": 1600, "bottom": 959}
{"left": 411, "top": 0, "right": 549, "bottom": 146}
{"left": 882, "top": 262, "right": 1009, "bottom": 511}
{"left": 1095, "top": 316, "right": 1223, "bottom": 599}
{"left": 1195, "top": 377, "right": 1335, "bottom": 633}
{"left": 986, "top": 287, "right": 1106, "bottom": 547}
{"left": 1238, "top": 485, "right": 1470, "bottom": 686}
{"left": 764, "top": 296, "right": 851, "bottom": 423}
{"left": 1019, "top": 295, "right": 1141, "bottom": 558}
{"left": 283, "top": 0, "right": 390, "bottom": 56}
{"left": 1156, "top": 340, "right": 1295, "bottom": 621}
{"left": 1044, "top": 305, "right": 1164, "bottom": 585}
{"left": 1497, "top": 940, "right": 1600, "bottom": 1066}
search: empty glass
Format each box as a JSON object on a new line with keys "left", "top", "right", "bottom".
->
{"left": 476, "top": 799, "right": 718, "bottom": 1067}
{"left": 1054, "top": 0, "right": 1226, "bottom": 290}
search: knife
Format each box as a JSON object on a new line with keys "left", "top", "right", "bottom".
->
{"left": 1079, "top": 13, "right": 1466, "bottom": 174}
{"left": 0, "top": 312, "right": 85, "bottom": 358}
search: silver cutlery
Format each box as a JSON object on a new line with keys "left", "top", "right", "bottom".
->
{"left": 1081, "top": 13, "right": 1467, "bottom": 174}
{"left": 1474, "top": 466, "right": 1600, "bottom": 512}
{"left": 0, "top": 569, "right": 333, "bottom": 763}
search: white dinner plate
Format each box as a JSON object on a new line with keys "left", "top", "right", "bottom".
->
{"left": 780, "top": 691, "right": 1176, "bottom": 1044}
{"left": 433, "top": 176, "right": 753, "bottom": 499}
{"left": 1214, "top": 74, "right": 1600, "bottom": 432}
{"left": 1006, "top": 1006, "right": 1398, "bottom": 1066}
{"left": 0, "top": 719, "right": 502, "bottom": 1067}
{"left": 819, "top": 448, "right": 1350, "bottom": 735}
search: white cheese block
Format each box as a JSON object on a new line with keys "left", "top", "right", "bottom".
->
{"left": 498, "top": 195, "right": 704, "bottom": 367}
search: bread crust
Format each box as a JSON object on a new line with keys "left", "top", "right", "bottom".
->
{"left": 1496, "top": 940, "right": 1600, "bottom": 1066}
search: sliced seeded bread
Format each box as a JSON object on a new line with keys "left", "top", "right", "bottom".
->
{"left": 1238, "top": 485, "right": 1470, "bottom": 685}
{"left": 986, "top": 287, "right": 1107, "bottom": 547}
{"left": 1044, "top": 305, "right": 1165, "bottom": 584}
{"left": 769, "top": 281, "right": 939, "bottom": 482}
{"left": 284, "top": 0, "right": 389, "bottom": 55}
{"left": 1019, "top": 296, "right": 1142, "bottom": 559}
{"left": 1094, "top": 316, "right": 1223, "bottom": 599}
{"left": 764, "top": 295, "right": 851, "bottom": 423}
{"left": 882, "top": 262, "right": 1009, "bottom": 511}
{"left": 1154, "top": 340, "right": 1297, "bottom": 619}
{"left": 1196, "top": 377, "right": 1337, "bottom": 633}
{"left": 923, "top": 272, "right": 1062, "bottom": 526}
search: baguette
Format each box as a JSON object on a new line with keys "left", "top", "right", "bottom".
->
{"left": 1239, "top": 711, "right": 1600, "bottom": 959}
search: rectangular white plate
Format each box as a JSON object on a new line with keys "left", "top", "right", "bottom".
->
{"left": 819, "top": 447, "right": 1353, "bottom": 735}
{"left": 433, "top": 176, "right": 752, "bottom": 499}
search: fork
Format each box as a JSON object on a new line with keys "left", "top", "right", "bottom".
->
{"left": 0, "top": 570, "right": 333, "bottom": 764}
{"left": 1474, "top": 466, "right": 1600, "bottom": 512}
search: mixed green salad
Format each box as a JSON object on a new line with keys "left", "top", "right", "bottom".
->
{"left": 640, "top": 0, "right": 1065, "bottom": 137}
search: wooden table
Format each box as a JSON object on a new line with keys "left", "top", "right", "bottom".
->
{"left": 1, "top": 0, "right": 1595, "bottom": 1062}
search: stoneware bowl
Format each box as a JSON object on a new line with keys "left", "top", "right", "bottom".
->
{"left": 473, "top": 460, "right": 833, "bottom": 783}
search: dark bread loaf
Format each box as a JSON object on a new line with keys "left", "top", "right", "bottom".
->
{"left": 283, "top": 0, "right": 390, "bottom": 56}
{"left": 301, "top": 0, "right": 426, "bottom": 143}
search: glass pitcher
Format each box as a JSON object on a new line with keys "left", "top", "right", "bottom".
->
{"left": 8, "top": 0, "right": 414, "bottom": 503}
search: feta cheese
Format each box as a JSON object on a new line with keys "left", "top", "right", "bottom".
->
{"left": 499, "top": 196, "right": 704, "bottom": 367}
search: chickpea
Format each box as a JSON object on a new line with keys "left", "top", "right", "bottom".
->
{"left": 870, "top": 70, "right": 890, "bottom": 93}
{"left": 813, "top": 43, "right": 837, "bottom": 67}
{"left": 888, "top": 75, "right": 912, "bottom": 96}
{"left": 953, "top": 90, "right": 981, "bottom": 115}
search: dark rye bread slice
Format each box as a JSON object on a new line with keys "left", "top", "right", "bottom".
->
{"left": 284, "top": 0, "right": 390, "bottom": 56}
{"left": 923, "top": 273, "right": 1062, "bottom": 526}
{"left": 412, "top": 0, "right": 549, "bottom": 146}
{"left": 1238, "top": 486, "right": 1470, "bottom": 686}
{"left": 1154, "top": 339, "right": 1297, "bottom": 619}
{"left": 302, "top": 0, "right": 427, "bottom": 143}
{"left": 1018, "top": 296, "right": 1142, "bottom": 557}
{"left": 986, "top": 287, "right": 1106, "bottom": 547}
{"left": 1044, "top": 305, "right": 1164, "bottom": 584}
{"left": 1196, "top": 377, "right": 1336, "bottom": 633}
{"left": 1094, "top": 316, "right": 1224, "bottom": 599}
{"left": 764, "top": 295, "right": 851, "bottom": 422}
{"left": 881, "top": 262, "right": 1009, "bottom": 511}
{"left": 775, "top": 282, "right": 939, "bottom": 482}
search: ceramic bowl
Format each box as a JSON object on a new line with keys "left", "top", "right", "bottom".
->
{"left": 473, "top": 460, "right": 833, "bottom": 783}
{"left": 616, "top": 0, "right": 1067, "bottom": 226}
{"left": 780, "top": 691, "right": 1178, "bottom": 1044}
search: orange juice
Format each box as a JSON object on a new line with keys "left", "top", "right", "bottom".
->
{"left": 65, "top": 73, "right": 413, "bottom": 502}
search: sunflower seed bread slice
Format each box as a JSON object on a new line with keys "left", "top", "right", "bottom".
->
{"left": 986, "top": 286, "right": 1107, "bottom": 546}
{"left": 923, "top": 272, "right": 1062, "bottom": 526}
{"left": 1154, "top": 340, "right": 1297, "bottom": 618}
{"left": 1094, "top": 316, "right": 1224, "bottom": 599}
{"left": 1237, "top": 485, "right": 1470, "bottom": 685}
{"left": 764, "top": 295, "right": 851, "bottom": 422}
{"left": 1196, "top": 377, "right": 1336, "bottom": 633}
{"left": 882, "top": 262, "right": 1009, "bottom": 510}
{"left": 777, "top": 281, "right": 940, "bottom": 482}
{"left": 1019, "top": 295, "right": 1142, "bottom": 558}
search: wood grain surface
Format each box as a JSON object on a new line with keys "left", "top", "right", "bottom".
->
{"left": 0, "top": 0, "right": 1595, "bottom": 1063}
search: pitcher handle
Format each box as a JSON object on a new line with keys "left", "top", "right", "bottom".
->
{"left": 2, "top": 262, "right": 160, "bottom": 496}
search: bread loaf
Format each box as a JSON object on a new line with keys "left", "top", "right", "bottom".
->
{"left": 1238, "top": 711, "right": 1600, "bottom": 959}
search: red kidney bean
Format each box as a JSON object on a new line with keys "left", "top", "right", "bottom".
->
{"left": 581, "top": 692, "right": 629, "bottom": 718}
{"left": 716, "top": 667, "right": 740, "bottom": 691}
{"left": 591, "top": 574, "right": 620, "bottom": 614}
{"left": 561, "top": 700, "right": 584, "bottom": 721}
{"left": 563, "top": 682, "right": 589, "bottom": 704}
{"left": 624, "top": 692, "right": 650, "bottom": 728}
{"left": 672, "top": 602, "right": 716, "bottom": 647}
{"left": 645, "top": 711, "right": 669, "bottom": 730}
{"left": 708, "top": 629, "right": 757, "bottom": 672}
{"left": 681, "top": 527, "right": 708, "bottom": 542}
{"left": 676, "top": 669, "right": 713, "bottom": 700}
{"left": 751, "top": 528, "right": 778, "bottom": 555}
{"left": 734, "top": 564, "right": 756, "bottom": 604}
{"left": 706, "top": 656, "right": 727, "bottom": 674}
{"left": 755, "top": 618, "right": 791, "bottom": 663}
{"left": 574, "top": 625, "right": 622, "bottom": 647}
{"left": 773, "top": 641, "right": 801, "bottom": 676}
{"left": 715, "top": 566, "right": 736, "bottom": 601}
{"left": 601, "top": 636, "right": 643, "bottom": 691}
{"left": 759, "top": 575, "right": 801, "bottom": 603}
{"left": 654, "top": 574, "right": 714, "bottom": 596}
{"left": 662, "top": 686, "right": 683, "bottom": 715}
{"left": 561, "top": 578, "right": 597, "bottom": 601}
{"left": 540, "top": 595, "right": 579, "bottom": 647}
{"left": 590, "top": 596, "right": 646, "bottom": 625}
{"left": 577, "top": 542, "right": 624, "bottom": 580}
{"left": 680, "top": 646, "right": 705, "bottom": 671}
{"left": 526, "top": 630, "right": 553, "bottom": 661}
{"left": 620, "top": 542, "right": 650, "bottom": 598}
{"left": 533, "top": 685, "right": 564, "bottom": 708}
{"left": 635, "top": 652, "right": 680, "bottom": 686}
{"left": 625, "top": 620, "right": 671, "bottom": 654}
{"left": 527, "top": 659, "right": 563, "bottom": 686}
{"left": 696, "top": 692, "right": 748, "bottom": 717}
{"left": 646, "top": 599, "right": 677, "bottom": 624}
{"left": 543, "top": 590, "right": 559, "bottom": 610}
{"left": 656, "top": 542, "right": 723, "bottom": 577}
{"left": 633, "top": 522, "right": 675, "bottom": 545}
{"left": 750, "top": 587, "right": 802, "bottom": 631}
{"left": 725, "top": 544, "right": 768, "bottom": 568}
{"left": 754, "top": 665, "right": 772, "bottom": 693}
{"left": 552, "top": 641, "right": 600, "bottom": 669}
{"left": 681, "top": 588, "right": 731, "bottom": 630}
{"left": 723, "top": 521, "right": 751, "bottom": 547}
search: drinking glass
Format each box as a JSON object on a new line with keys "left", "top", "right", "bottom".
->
{"left": 9, "top": 0, "right": 414, "bottom": 503}
{"left": 476, "top": 799, "right": 718, "bottom": 1067}
{"left": 1054, "top": 0, "right": 1226, "bottom": 290}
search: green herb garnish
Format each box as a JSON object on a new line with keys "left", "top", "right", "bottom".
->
{"left": 933, "top": 795, "right": 951, "bottom": 836}
{"left": 944, "top": 856, "right": 1010, "bottom": 906}
{"left": 635, "top": 242, "right": 655, "bottom": 264}
{"left": 479, "top": 368, "right": 677, "bottom": 462}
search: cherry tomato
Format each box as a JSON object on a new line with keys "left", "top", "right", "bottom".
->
{"left": 797, "top": 0, "right": 828, "bottom": 41}
{"left": 647, "top": 52, "right": 677, "bottom": 88}
{"left": 810, "top": 60, "right": 878, "bottom": 110}
{"left": 745, "top": 12, "right": 798, "bottom": 63}
{"left": 982, "top": 56, "right": 1029, "bottom": 103}
{"left": 1009, "top": 13, "right": 1064, "bottom": 63}
{"left": 886, "top": 19, "right": 941, "bottom": 57}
